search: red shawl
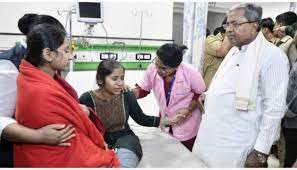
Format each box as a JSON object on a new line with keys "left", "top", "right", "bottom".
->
{"left": 14, "top": 60, "right": 119, "bottom": 167}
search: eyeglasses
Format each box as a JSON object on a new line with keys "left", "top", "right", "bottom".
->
{"left": 152, "top": 58, "right": 172, "bottom": 72}
{"left": 222, "top": 21, "right": 257, "bottom": 29}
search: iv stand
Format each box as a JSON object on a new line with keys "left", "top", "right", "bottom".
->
{"left": 132, "top": 10, "right": 151, "bottom": 51}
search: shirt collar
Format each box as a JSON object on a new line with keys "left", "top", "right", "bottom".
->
{"left": 237, "top": 44, "right": 248, "bottom": 52}
{"left": 216, "top": 32, "right": 224, "bottom": 41}
{"left": 280, "top": 35, "right": 292, "bottom": 43}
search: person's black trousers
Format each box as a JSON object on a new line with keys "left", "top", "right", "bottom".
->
{"left": 283, "top": 127, "right": 297, "bottom": 167}
{"left": 0, "top": 139, "right": 13, "bottom": 167}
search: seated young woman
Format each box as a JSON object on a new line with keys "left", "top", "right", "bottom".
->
{"left": 79, "top": 59, "right": 175, "bottom": 168}
{"left": 14, "top": 24, "right": 119, "bottom": 167}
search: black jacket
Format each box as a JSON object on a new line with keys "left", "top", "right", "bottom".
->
{"left": 283, "top": 62, "right": 297, "bottom": 129}
{"left": 0, "top": 43, "right": 26, "bottom": 70}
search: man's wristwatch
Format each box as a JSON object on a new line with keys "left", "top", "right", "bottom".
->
{"left": 253, "top": 150, "right": 268, "bottom": 164}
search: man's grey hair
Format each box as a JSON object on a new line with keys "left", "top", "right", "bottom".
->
{"left": 228, "top": 3, "right": 262, "bottom": 23}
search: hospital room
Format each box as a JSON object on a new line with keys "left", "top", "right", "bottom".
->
{"left": 0, "top": 1, "right": 297, "bottom": 168}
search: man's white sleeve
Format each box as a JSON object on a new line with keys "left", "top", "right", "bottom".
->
{"left": 0, "top": 60, "right": 18, "bottom": 138}
{"left": 254, "top": 50, "right": 289, "bottom": 154}
{"left": 0, "top": 117, "right": 16, "bottom": 138}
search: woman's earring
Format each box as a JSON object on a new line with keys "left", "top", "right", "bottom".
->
{"left": 97, "top": 81, "right": 103, "bottom": 87}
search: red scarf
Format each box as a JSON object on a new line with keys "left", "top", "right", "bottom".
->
{"left": 14, "top": 60, "right": 119, "bottom": 167}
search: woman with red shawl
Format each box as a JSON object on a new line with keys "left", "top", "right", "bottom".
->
{"left": 14, "top": 24, "right": 119, "bottom": 167}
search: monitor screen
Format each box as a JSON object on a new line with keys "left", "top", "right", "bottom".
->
{"left": 77, "top": 2, "right": 103, "bottom": 23}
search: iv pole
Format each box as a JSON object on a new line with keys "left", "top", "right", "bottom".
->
{"left": 132, "top": 10, "right": 152, "bottom": 69}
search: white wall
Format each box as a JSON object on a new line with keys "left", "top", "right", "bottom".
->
{"left": 0, "top": 1, "right": 173, "bottom": 49}
{"left": 207, "top": 12, "right": 226, "bottom": 34}
{"left": 258, "top": 2, "right": 290, "bottom": 19}
{"left": 213, "top": 2, "right": 291, "bottom": 19}
{"left": 207, "top": 2, "right": 291, "bottom": 34}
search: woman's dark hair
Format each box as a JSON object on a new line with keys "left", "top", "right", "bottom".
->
{"left": 18, "top": 14, "right": 65, "bottom": 36}
{"left": 25, "top": 24, "right": 66, "bottom": 67}
{"left": 18, "top": 14, "right": 38, "bottom": 35}
{"left": 156, "top": 43, "right": 187, "bottom": 68}
{"left": 32, "top": 15, "right": 65, "bottom": 31}
{"left": 96, "top": 59, "right": 125, "bottom": 87}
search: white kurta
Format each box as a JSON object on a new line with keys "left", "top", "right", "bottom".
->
{"left": 0, "top": 60, "right": 18, "bottom": 137}
{"left": 192, "top": 43, "right": 289, "bottom": 167}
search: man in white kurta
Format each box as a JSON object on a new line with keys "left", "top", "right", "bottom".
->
{"left": 192, "top": 3, "right": 289, "bottom": 167}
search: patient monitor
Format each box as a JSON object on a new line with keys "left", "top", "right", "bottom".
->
{"left": 77, "top": 2, "right": 103, "bottom": 23}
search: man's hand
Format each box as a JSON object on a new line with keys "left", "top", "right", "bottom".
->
{"left": 79, "top": 104, "right": 90, "bottom": 117}
{"left": 244, "top": 150, "right": 268, "bottom": 168}
{"left": 160, "top": 116, "right": 169, "bottom": 126}
{"left": 36, "top": 124, "right": 76, "bottom": 146}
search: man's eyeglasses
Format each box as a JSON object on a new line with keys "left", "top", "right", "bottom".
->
{"left": 222, "top": 21, "right": 257, "bottom": 29}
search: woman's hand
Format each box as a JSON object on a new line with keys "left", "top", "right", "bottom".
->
{"left": 36, "top": 124, "right": 76, "bottom": 146}
{"left": 79, "top": 104, "right": 90, "bottom": 117}
{"left": 159, "top": 108, "right": 192, "bottom": 127}
{"left": 122, "top": 84, "right": 132, "bottom": 92}
{"left": 172, "top": 108, "right": 191, "bottom": 125}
